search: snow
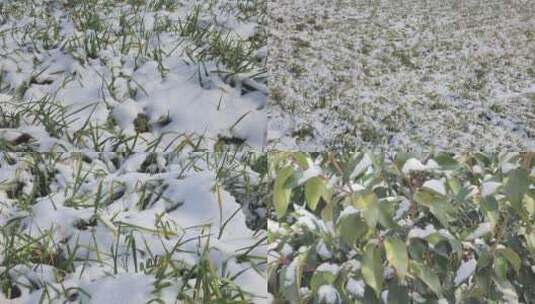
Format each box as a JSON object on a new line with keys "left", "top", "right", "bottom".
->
{"left": 395, "top": 198, "right": 411, "bottom": 220}
{"left": 294, "top": 206, "right": 330, "bottom": 232}
{"left": 422, "top": 179, "right": 447, "bottom": 196}
{"left": 316, "top": 240, "right": 333, "bottom": 260}
{"left": 454, "top": 257, "right": 477, "bottom": 286}
{"left": 281, "top": 243, "right": 294, "bottom": 257}
{"left": 317, "top": 285, "right": 340, "bottom": 304}
{"left": 338, "top": 205, "right": 360, "bottom": 218}
{"left": 344, "top": 259, "right": 362, "bottom": 272}
{"left": 350, "top": 154, "right": 372, "bottom": 178}
{"left": 472, "top": 165, "right": 484, "bottom": 175}
{"left": 316, "top": 263, "right": 339, "bottom": 275}
{"left": 481, "top": 181, "right": 501, "bottom": 197}
{"left": 346, "top": 278, "right": 365, "bottom": 297}
{"left": 0, "top": 153, "right": 267, "bottom": 303}
{"left": 0, "top": 0, "right": 266, "bottom": 151}
{"left": 381, "top": 290, "right": 389, "bottom": 303}
{"left": 284, "top": 258, "right": 299, "bottom": 287}
{"left": 402, "top": 158, "right": 427, "bottom": 174}
{"left": 402, "top": 158, "right": 442, "bottom": 175}
{"left": 298, "top": 164, "right": 323, "bottom": 183}
{"left": 78, "top": 273, "right": 154, "bottom": 304}
{"left": 466, "top": 222, "right": 492, "bottom": 240}
{"left": 268, "top": 0, "right": 535, "bottom": 151}
{"left": 408, "top": 224, "right": 437, "bottom": 239}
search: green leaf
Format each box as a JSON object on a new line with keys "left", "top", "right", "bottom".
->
{"left": 433, "top": 153, "right": 459, "bottom": 170}
{"left": 336, "top": 211, "right": 367, "bottom": 247}
{"left": 310, "top": 269, "right": 336, "bottom": 292}
{"left": 411, "top": 261, "right": 443, "bottom": 297}
{"left": 497, "top": 246, "right": 521, "bottom": 273}
{"left": 292, "top": 152, "right": 310, "bottom": 169}
{"left": 526, "top": 231, "right": 535, "bottom": 256}
{"left": 362, "top": 243, "right": 384, "bottom": 298}
{"left": 413, "top": 189, "right": 434, "bottom": 207}
{"left": 387, "top": 279, "right": 410, "bottom": 304}
{"left": 384, "top": 237, "right": 408, "bottom": 281}
{"left": 353, "top": 192, "right": 379, "bottom": 229}
{"left": 273, "top": 166, "right": 294, "bottom": 218}
{"left": 494, "top": 256, "right": 509, "bottom": 281}
{"left": 428, "top": 200, "right": 455, "bottom": 228}
{"left": 505, "top": 168, "right": 529, "bottom": 211}
{"left": 377, "top": 201, "right": 397, "bottom": 229}
{"left": 305, "top": 176, "right": 326, "bottom": 211}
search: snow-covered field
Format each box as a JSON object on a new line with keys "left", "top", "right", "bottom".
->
{"left": 268, "top": 0, "right": 535, "bottom": 150}
{"left": 2, "top": 1, "right": 535, "bottom": 303}
{"left": 0, "top": 0, "right": 267, "bottom": 151}
{"left": 0, "top": 152, "right": 268, "bottom": 303}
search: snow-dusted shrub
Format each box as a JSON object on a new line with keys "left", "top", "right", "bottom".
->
{"left": 268, "top": 152, "right": 535, "bottom": 303}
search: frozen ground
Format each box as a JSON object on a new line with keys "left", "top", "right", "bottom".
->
{"left": 268, "top": 0, "right": 535, "bottom": 151}
{"left": 0, "top": 152, "right": 268, "bottom": 303}
{"left": 0, "top": 0, "right": 267, "bottom": 152}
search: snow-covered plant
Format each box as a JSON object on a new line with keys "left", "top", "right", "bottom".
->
{"left": 0, "top": 0, "right": 267, "bottom": 151}
{"left": 0, "top": 152, "right": 268, "bottom": 303}
{"left": 268, "top": 152, "right": 535, "bottom": 303}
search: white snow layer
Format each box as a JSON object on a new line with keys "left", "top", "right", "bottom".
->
{"left": 466, "top": 222, "right": 492, "bottom": 240}
{"left": 317, "top": 285, "right": 341, "bottom": 304}
{"left": 422, "top": 179, "right": 447, "bottom": 196}
{"left": 454, "top": 257, "right": 477, "bottom": 286}
{"left": 346, "top": 278, "right": 365, "bottom": 298}
{"left": 408, "top": 224, "right": 437, "bottom": 239}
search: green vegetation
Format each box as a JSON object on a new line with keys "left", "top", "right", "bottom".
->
{"left": 268, "top": 152, "right": 535, "bottom": 303}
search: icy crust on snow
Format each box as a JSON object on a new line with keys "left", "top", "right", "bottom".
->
{"left": 0, "top": 153, "right": 268, "bottom": 303}
{"left": 268, "top": 0, "right": 535, "bottom": 151}
{"left": 0, "top": 0, "right": 266, "bottom": 151}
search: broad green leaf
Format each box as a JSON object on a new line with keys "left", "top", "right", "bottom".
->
{"left": 481, "top": 196, "right": 498, "bottom": 213}
{"left": 526, "top": 231, "right": 535, "bottom": 256}
{"left": 429, "top": 200, "right": 455, "bottom": 228}
{"left": 273, "top": 166, "right": 294, "bottom": 218}
{"left": 353, "top": 192, "right": 379, "bottom": 229}
{"left": 362, "top": 244, "right": 384, "bottom": 297}
{"left": 414, "top": 189, "right": 434, "bottom": 207}
{"left": 494, "top": 256, "right": 509, "bottom": 281}
{"left": 523, "top": 193, "right": 535, "bottom": 216}
{"left": 433, "top": 153, "right": 459, "bottom": 170}
{"left": 292, "top": 152, "right": 310, "bottom": 169}
{"left": 497, "top": 247, "right": 521, "bottom": 273}
{"left": 321, "top": 200, "right": 334, "bottom": 222}
{"left": 377, "top": 201, "right": 397, "bottom": 229}
{"left": 387, "top": 279, "right": 410, "bottom": 304}
{"left": 336, "top": 212, "right": 367, "bottom": 246}
{"left": 411, "top": 261, "right": 443, "bottom": 297}
{"left": 447, "top": 176, "right": 461, "bottom": 195}
{"left": 505, "top": 168, "right": 529, "bottom": 211}
{"left": 305, "top": 176, "right": 326, "bottom": 211}
{"left": 384, "top": 237, "right": 408, "bottom": 280}
{"left": 321, "top": 186, "right": 334, "bottom": 205}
